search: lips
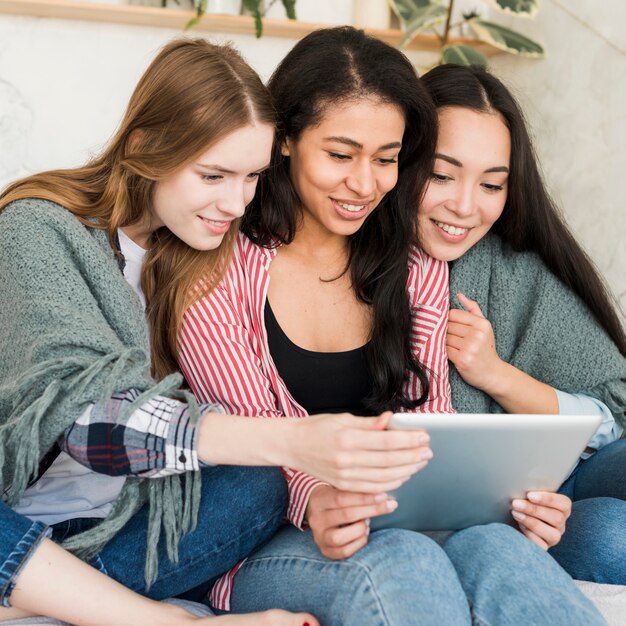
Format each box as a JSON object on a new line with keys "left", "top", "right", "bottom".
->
{"left": 198, "top": 215, "right": 232, "bottom": 235}
{"left": 331, "top": 198, "right": 371, "bottom": 221}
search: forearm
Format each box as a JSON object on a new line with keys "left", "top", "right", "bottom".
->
{"left": 197, "top": 412, "right": 301, "bottom": 467}
{"left": 7, "top": 538, "right": 195, "bottom": 626}
{"left": 484, "top": 361, "right": 559, "bottom": 414}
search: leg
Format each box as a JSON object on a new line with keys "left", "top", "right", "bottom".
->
{"left": 567, "top": 439, "right": 626, "bottom": 501}
{"left": 96, "top": 465, "right": 288, "bottom": 599}
{"left": 550, "top": 497, "right": 626, "bottom": 584}
{"left": 443, "top": 523, "right": 606, "bottom": 626}
{"left": 230, "top": 525, "right": 471, "bottom": 626}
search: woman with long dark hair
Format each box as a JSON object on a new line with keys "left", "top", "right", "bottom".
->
{"left": 178, "top": 27, "right": 605, "bottom": 625}
{"left": 419, "top": 63, "right": 625, "bottom": 583}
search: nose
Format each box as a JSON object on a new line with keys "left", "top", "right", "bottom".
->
{"left": 216, "top": 180, "right": 247, "bottom": 219}
{"left": 345, "top": 160, "right": 376, "bottom": 198}
{"left": 447, "top": 182, "right": 475, "bottom": 218}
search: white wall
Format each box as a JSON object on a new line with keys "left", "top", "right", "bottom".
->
{"left": 0, "top": 0, "right": 624, "bottom": 309}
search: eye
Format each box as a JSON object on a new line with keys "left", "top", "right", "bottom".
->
{"left": 246, "top": 172, "right": 262, "bottom": 181}
{"left": 201, "top": 174, "right": 223, "bottom": 182}
{"left": 482, "top": 183, "right": 504, "bottom": 192}
{"left": 377, "top": 157, "right": 398, "bottom": 165}
{"left": 431, "top": 173, "right": 452, "bottom": 183}
{"left": 328, "top": 152, "right": 351, "bottom": 161}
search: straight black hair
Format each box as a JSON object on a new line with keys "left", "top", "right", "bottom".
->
{"left": 243, "top": 26, "right": 438, "bottom": 412}
{"left": 422, "top": 64, "right": 626, "bottom": 356}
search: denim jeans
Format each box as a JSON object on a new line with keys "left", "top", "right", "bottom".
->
{"left": 1, "top": 465, "right": 287, "bottom": 605}
{"left": 229, "top": 523, "right": 606, "bottom": 626}
{"left": 551, "top": 438, "right": 626, "bottom": 584}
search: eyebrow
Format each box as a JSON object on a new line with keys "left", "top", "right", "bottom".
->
{"left": 435, "top": 153, "right": 509, "bottom": 174}
{"left": 324, "top": 136, "right": 402, "bottom": 151}
{"left": 196, "top": 163, "right": 271, "bottom": 173}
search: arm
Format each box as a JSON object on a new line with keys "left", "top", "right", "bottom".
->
{"left": 446, "top": 293, "right": 559, "bottom": 413}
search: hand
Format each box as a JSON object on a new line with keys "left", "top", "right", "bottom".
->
{"left": 511, "top": 491, "right": 572, "bottom": 550}
{"left": 290, "top": 411, "right": 432, "bottom": 493}
{"left": 305, "top": 485, "right": 399, "bottom": 560}
{"left": 446, "top": 293, "right": 505, "bottom": 393}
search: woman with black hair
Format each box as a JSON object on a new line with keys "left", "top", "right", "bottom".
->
{"left": 419, "top": 63, "right": 626, "bottom": 584}
{"left": 178, "top": 27, "right": 605, "bottom": 625}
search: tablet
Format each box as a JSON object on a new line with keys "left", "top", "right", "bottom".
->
{"left": 369, "top": 413, "right": 601, "bottom": 532}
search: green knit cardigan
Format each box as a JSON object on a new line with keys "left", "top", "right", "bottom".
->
{"left": 0, "top": 199, "right": 203, "bottom": 584}
{"left": 449, "top": 232, "right": 626, "bottom": 431}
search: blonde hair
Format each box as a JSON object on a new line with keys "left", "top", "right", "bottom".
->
{"left": 0, "top": 38, "right": 275, "bottom": 378}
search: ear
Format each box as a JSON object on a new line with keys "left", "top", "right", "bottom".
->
{"left": 280, "top": 136, "right": 293, "bottom": 157}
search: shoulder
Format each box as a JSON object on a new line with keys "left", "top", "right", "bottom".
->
{"left": 1, "top": 198, "right": 75, "bottom": 231}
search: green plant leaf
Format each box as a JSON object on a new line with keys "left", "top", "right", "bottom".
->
{"left": 388, "top": 0, "right": 436, "bottom": 24}
{"left": 397, "top": 3, "right": 448, "bottom": 47}
{"left": 281, "top": 0, "right": 297, "bottom": 19}
{"left": 185, "top": 0, "right": 207, "bottom": 30}
{"left": 487, "top": 0, "right": 539, "bottom": 18}
{"left": 242, "top": 0, "right": 263, "bottom": 37}
{"left": 441, "top": 44, "right": 488, "bottom": 67}
{"left": 469, "top": 18, "right": 544, "bottom": 57}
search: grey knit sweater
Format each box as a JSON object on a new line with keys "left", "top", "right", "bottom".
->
{"left": 449, "top": 232, "right": 626, "bottom": 431}
{"left": 0, "top": 198, "right": 202, "bottom": 584}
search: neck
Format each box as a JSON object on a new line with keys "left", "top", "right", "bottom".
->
{"left": 289, "top": 210, "right": 349, "bottom": 265}
{"left": 120, "top": 221, "right": 152, "bottom": 249}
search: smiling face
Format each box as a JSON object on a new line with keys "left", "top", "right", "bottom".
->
{"left": 148, "top": 122, "right": 274, "bottom": 250}
{"left": 418, "top": 106, "right": 511, "bottom": 262}
{"left": 282, "top": 98, "right": 405, "bottom": 240}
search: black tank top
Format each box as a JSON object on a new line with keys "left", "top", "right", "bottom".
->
{"left": 264, "top": 301, "right": 375, "bottom": 416}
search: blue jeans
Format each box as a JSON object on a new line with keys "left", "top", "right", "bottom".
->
{"left": 1, "top": 465, "right": 287, "bottom": 605}
{"left": 551, "top": 438, "right": 626, "bottom": 584}
{"left": 229, "top": 523, "right": 605, "bottom": 626}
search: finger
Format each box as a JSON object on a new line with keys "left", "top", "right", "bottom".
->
{"left": 346, "top": 427, "right": 431, "bottom": 451}
{"left": 445, "top": 334, "right": 465, "bottom": 351}
{"left": 370, "top": 411, "right": 393, "bottom": 431}
{"left": 337, "top": 460, "right": 430, "bottom": 484}
{"left": 345, "top": 446, "right": 433, "bottom": 470}
{"left": 324, "top": 518, "right": 370, "bottom": 548}
{"left": 335, "top": 470, "right": 424, "bottom": 494}
{"left": 324, "top": 499, "right": 398, "bottom": 527}
{"left": 512, "top": 499, "right": 567, "bottom": 528}
{"left": 326, "top": 490, "right": 390, "bottom": 510}
{"left": 518, "top": 523, "right": 549, "bottom": 551}
{"left": 527, "top": 491, "right": 572, "bottom": 515}
{"left": 324, "top": 532, "right": 370, "bottom": 560}
{"left": 457, "top": 292, "right": 485, "bottom": 318}
{"left": 448, "top": 308, "right": 481, "bottom": 325}
{"left": 512, "top": 511, "right": 562, "bottom": 547}
{"left": 446, "top": 322, "right": 472, "bottom": 338}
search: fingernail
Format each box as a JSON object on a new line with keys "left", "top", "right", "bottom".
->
{"left": 386, "top": 499, "right": 398, "bottom": 511}
{"left": 512, "top": 499, "right": 527, "bottom": 511}
{"left": 365, "top": 518, "right": 371, "bottom": 528}
{"left": 418, "top": 434, "right": 430, "bottom": 444}
{"left": 527, "top": 492, "right": 541, "bottom": 503}
{"left": 511, "top": 510, "right": 526, "bottom": 521}
{"left": 303, "top": 622, "right": 311, "bottom": 626}
{"left": 420, "top": 448, "right": 433, "bottom": 461}
{"left": 374, "top": 493, "right": 388, "bottom": 502}
{"left": 414, "top": 460, "right": 428, "bottom": 472}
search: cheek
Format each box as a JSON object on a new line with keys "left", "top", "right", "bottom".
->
{"left": 483, "top": 197, "right": 506, "bottom": 227}
{"left": 379, "top": 168, "right": 399, "bottom": 194}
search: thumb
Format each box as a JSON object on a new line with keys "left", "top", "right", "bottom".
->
{"left": 457, "top": 292, "right": 485, "bottom": 319}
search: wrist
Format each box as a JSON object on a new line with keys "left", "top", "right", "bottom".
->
{"left": 480, "top": 358, "right": 512, "bottom": 398}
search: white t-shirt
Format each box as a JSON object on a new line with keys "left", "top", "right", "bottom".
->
{"left": 13, "top": 230, "right": 147, "bottom": 525}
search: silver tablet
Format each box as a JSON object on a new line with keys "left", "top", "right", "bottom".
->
{"left": 369, "top": 413, "right": 602, "bottom": 532}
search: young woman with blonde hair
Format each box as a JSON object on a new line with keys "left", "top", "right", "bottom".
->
{"left": 0, "top": 38, "right": 423, "bottom": 626}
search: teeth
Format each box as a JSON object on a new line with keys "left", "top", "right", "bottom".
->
{"left": 339, "top": 202, "right": 365, "bottom": 212}
{"left": 435, "top": 220, "right": 467, "bottom": 236}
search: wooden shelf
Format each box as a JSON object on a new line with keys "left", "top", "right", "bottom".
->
{"left": 0, "top": 0, "right": 498, "bottom": 56}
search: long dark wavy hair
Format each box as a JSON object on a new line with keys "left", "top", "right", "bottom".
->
{"left": 242, "top": 26, "right": 438, "bottom": 412}
{"left": 422, "top": 64, "right": 626, "bottom": 356}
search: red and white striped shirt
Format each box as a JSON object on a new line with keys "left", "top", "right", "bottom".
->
{"left": 178, "top": 232, "right": 453, "bottom": 609}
